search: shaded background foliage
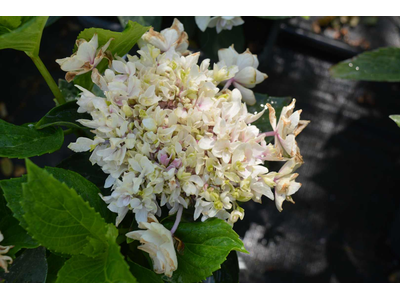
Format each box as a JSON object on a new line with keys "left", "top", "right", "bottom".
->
{"left": 1, "top": 16, "right": 400, "bottom": 283}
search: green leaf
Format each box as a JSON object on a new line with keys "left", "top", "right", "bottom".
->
{"left": 56, "top": 228, "right": 136, "bottom": 283}
{"left": 58, "top": 79, "right": 80, "bottom": 102}
{"left": 0, "top": 16, "right": 48, "bottom": 56}
{"left": 247, "top": 93, "right": 291, "bottom": 140}
{"left": 390, "top": 115, "right": 400, "bottom": 127}
{"left": 0, "top": 119, "right": 64, "bottom": 159}
{"left": 0, "top": 247, "right": 47, "bottom": 283}
{"left": 44, "top": 167, "right": 115, "bottom": 224}
{"left": 163, "top": 218, "right": 247, "bottom": 283}
{"left": 35, "top": 101, "right": 90, "bottom": 130}
{"left": 128, "top": 260, "right": 164, "bottom": 283}
{"left": 330, "top": 47, "right": 400, "bottom": 82}
{"left": 57, "top": 152, "right": 109, "bottom": 192}
{"left": 0, "top": 176, "right": 28, "bottom": 228}
{"left": 0, "top": 189, "right": 38, "bottom": 256}
{"left": 0, "top": 16, "right": 22, "bottom": 29}
{"left": 118, "top": 16, "right": 162, "bottom": 31}
{"left": 0, "top": 166, "right": 113, "bottom": 228}
{"left": 74, "top": 21, "right": 150, "bottom": 90}
{"left": 21, "top": 159, "right": 110, "bottom": 256}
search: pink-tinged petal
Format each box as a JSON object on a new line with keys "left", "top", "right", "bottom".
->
{"left": 170, "top": 159, "right": 182, "bottom": 169}
{"left": 159, "top": 153, "right": 170, "bottom": 167}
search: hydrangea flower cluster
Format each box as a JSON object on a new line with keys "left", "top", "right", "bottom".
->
{"left": 60, "top": 19, "right": 309, "bottom": 277}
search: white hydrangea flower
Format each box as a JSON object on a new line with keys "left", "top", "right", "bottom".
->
{"left": 216, "top": 45, "right": 268, "bottom": 105}
{"left": 195, "top": 16, "right": 244, "bottom": 33}
{"left": 56, "top": 34, "right": 113, "bottom": 82}
{"left": 64, "top": 18, "right": 308, "bottom": 233}
{"left": 139, "top": 18, "right": 189, "bottom": 57}
{"left": 266, "top": 99, "right": 310, "bottom": 159}
{"left": 126, "top": 215, "right": 177, "bottom": 277}
{"left": 0, "top": 231, "right": 13, "bottom": 273}
{"left": 266, "top": 157, "right": 304, "bottom": 211}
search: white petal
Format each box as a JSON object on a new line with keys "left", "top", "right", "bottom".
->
{"left": 195, "top": 16, "right": 211, "bottom": 32}
{"left": 198, "top": 136, "right": 215, "bottom": 150}
{"left": 68, "top": 137, "right": 93, "bottom": 152}
{"left": 233, "top": 82, "right": 256, "bottom": 105}
{"left": 236, "top": 51, "right": 256, "bottom": 70}
{"left": 218, "top": 46, "right": 238, "bottom": 67}
{"left": 143, "top": 118, "right": 157, "bottom": 132}
{"left": 234, "top": 66, "right": 257, "bottom": 87}
{"left": 104, "top": 175, "right": 116, "bottom": 188}
{"left": 112, "top": 60, "right": 127, "bottom": 74}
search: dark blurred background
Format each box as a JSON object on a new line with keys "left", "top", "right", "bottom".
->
{"left": 1, "top": 16, "right": 400, "bottom": 283}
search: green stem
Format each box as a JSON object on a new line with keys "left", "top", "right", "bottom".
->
{"left": 29, "top": 55, "right": 65, "bottom": 106}
{"left": 63, "top": 128, "right": 75, "bottom": 135}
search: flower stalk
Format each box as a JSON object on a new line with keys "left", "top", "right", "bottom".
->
{"left": 29, "top": 55, "right": 65, "bottom": 106}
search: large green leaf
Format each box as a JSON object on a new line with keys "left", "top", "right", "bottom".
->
{"left": 57, "top": 152, "right": 109, "bottom": 192}
{"left": 118, "top": 16, "right": 162, "bottom": 31}
{"left": 44, "top": 167, "right": 115, "bottom": 224}
{"left": 56, "top": 228, "right": 136, "bottom": 283}
{"left": 74, "top": 21, "right": 150, "bottom": 90}
{"left": 35, "top": 101, "right": 90, "bottom": 130}
{"left": 390, "top": 115, "right": 400, "bottom": 128}
{"left": 21, "top": 159, "right": 110, "bottom": 256}
{"left": 247, "top": 93, "right": 291, "bottom": 141}
{"left": 0, "top": 16, "right": 48, "bottom": 56}
{"left": 0, "top": 190, "right": 38, "bottom": 256}
{"left": 163, "top": 218, "right": 247, "bottom": 283}
{"left": 0, "top": 119, "right": 64, "bottom": 159}
{"left": 0, "top": 176, "right": 28, "bottom": 228}
{"left": 0, "top": 247, "right": 47, "bottom": 283}
{"left": 0, "top": 166, "right": 112, "bottom": 229}
{"left": 330, "top": 47, "right": 400, "bottom": 82}
{"left": 0, "top": 16, "right": 22, "bottom": 30}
